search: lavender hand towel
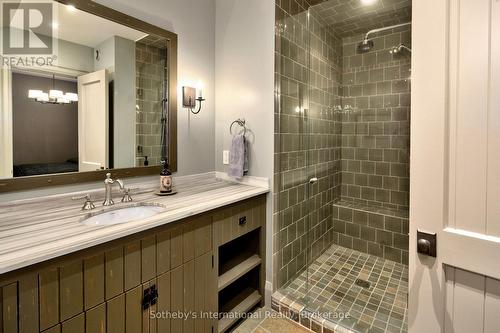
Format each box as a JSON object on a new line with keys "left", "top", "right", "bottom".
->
{"left": 243, "top": 137, "right": 249, "bottom": 175}
{"left": 228, "top": 134, "right": 245, "bottom": 178}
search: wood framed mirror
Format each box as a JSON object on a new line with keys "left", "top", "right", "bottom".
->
{"left": 0, "top": 0, "right": 177, "bottom": 193}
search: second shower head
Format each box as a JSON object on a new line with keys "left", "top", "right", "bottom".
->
{"left": 389, "top": 43, "right": 412, "bottom": 55}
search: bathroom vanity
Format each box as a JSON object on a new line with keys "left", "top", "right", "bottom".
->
{"left": 0, "top": 174, "right": 268, "bottom": 333}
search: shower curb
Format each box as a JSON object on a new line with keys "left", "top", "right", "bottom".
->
{"left": 271, "top": 291, "right": 357, "bottom": 333}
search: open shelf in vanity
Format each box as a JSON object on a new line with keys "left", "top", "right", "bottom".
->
{"left": 213, "top": 199, "right": 266, "bottom": 333}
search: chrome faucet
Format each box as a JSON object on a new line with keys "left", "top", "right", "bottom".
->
{"left": 103, "top": 173, "right": 124, "bottom": 206}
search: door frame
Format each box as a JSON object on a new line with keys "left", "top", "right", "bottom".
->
{"left": 409, "top": 0, "right": 500, "bottom": 331}
{"left": 0, "top": 66, "right": 13, "bottom": 178}
{"left": 409, "top": 0, "right": 448, "bottom": 331}
{"left": 78, "top": 69, "right": 109, "bottom": 172}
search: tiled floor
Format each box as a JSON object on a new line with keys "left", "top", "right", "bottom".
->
{"left": 277, "top": 244, "right": 408, "bottom": 333}
{"left": 234, "top": 308, "right": 313, "bottom": 333}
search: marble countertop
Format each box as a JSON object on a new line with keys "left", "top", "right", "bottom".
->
{"left": 0, "top": 172, "right": 269, "bottom": 275}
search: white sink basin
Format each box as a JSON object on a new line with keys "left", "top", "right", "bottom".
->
{"left": 81, "top": 203, "right": 166, "bottom": 226}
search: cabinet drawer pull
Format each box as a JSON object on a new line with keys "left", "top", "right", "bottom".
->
{"left": 239, "top": 216, "right": 247, "bottom": 226}
{"left": 143, "top": 289, "right": 151, "bottom": 310}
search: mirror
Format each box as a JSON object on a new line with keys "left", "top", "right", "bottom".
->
{"left": 0, "top": 0, "right": 177, "bottom": 190}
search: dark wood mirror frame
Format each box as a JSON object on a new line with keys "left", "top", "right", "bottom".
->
{"left": 0, "top": 0, "right": 177, "bottom": 193}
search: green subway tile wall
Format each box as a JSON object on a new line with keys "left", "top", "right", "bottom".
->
{"left": 274, "top": 0, "right": 343, "bottom": 289}
{"left": 274, "top": 0, "right": 411, "bottom": 289}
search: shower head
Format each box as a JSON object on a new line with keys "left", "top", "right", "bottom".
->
{"left": 357, "top": 38, "right": 374, "bottom": 54}
{"left": 358, "top": 22, "right": 411, "bottom": 55}
{"left": 389, "top": 43, "right": 412, "bottom": 55}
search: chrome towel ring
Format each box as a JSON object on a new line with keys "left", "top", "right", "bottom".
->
{"left": 230, "top": 118, "right": 247, "bottom": 136}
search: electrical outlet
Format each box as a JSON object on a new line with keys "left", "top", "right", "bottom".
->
{"left": 223, "top": 150, "right": 229, "bottom": 165}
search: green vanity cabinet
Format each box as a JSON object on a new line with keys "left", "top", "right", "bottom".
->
{"left": 0, "top": 195, "right": 266, "bottom": 333}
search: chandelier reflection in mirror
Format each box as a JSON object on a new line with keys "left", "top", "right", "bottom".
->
{"left": 28, "top": 74, "right": 79, "bottom": 104}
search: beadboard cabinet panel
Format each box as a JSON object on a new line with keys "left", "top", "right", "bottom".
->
{"left": 40, "top": 326, "right": 59, "bottom": 333}
{"left": 0, "top": 287, "right": 3, "bottom": 333}
{"left": 61, "top": 314, "right": 84, "bottom": 333}
{"left": 18, "top": 274, "right": 39, "bottom": 333}
{"left": 194, "top": 253, "right": 214, "bottom": 333}
{"left": 85, "top": 303, "right": 106, "bottom": 333}
{"left": 141, "top": 237, "right": 157, "bottom": 283}
{"left": 156, "top": 231, "right": 171, "bottom": 276}
{"left": 84, "top": 255, "right": 105, "bottom": 310}
{"left": 39, "top": 269, "right": 59, "bottom": 331}
{"left": 170, "top": 227, "right": 183, "bottom": 270}
{"left": 2, "top": 284, "right": 17, "bottom": 333}
{"left": 125, "top": 286, "right": 142, "bottom": 333}
{"left": 105, "top": 248, "right": 124, "bottom": 300}
{"left": 0, "top": 195, "right": 265, "bottom": 333}
{"left": 156, "top": 272, "right": 171, "bottom": 333}
{"left": 106, "top": 295, "right": 125, "bottom": 333}
{"left": 60, "top": 261, "right": 83, "bottom": 321}
{"left": 170, "top": 266, "right": 183, "bottom": 333}
{"left": 124, "top": 241, "right": 141, "bottom": 291}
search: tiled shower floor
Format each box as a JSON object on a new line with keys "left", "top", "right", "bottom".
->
{"left": 276, "top": 244, "right": 408, "bottom": 333}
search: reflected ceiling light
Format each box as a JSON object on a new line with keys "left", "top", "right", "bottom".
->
{"left": 65, "top": 93, "right": 78, "bottom": 102}
{"left": 361, "top": 0, "right": 377, "bottom": 5}
{"left": 28, "top": 90, "right": 43, "bottom": 99}
{"left": 51, "top": 22, "right": 59, "bottom": 29}
{"left": 28, "top": 74, "right": 78, "bottom": 105}
{"left": 36, "top": 93, "right": 49, "bottom": 103}
{"left": 66, "top": 4, "right": 77, "bottom": 12}
{"left": 49, "top": 89, "right": 63, "bottom": 99}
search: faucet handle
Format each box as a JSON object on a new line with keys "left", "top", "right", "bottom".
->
{"left": 72, "top": 194, "right": 96, "bottom": 211}
{"left": 121, "top": 187, "right": 138, "bottom": 202}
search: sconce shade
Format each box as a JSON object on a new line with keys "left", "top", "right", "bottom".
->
{"left": 182, "top": 86, "right": 196, "bottom": 107}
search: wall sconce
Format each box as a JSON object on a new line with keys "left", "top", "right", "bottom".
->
{"left": 182, "top": 84, "right": 205, "bottom": 114}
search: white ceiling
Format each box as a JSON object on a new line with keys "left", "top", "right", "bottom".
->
{"left": 54, "top": 2, "right": 148, "bottom": 48}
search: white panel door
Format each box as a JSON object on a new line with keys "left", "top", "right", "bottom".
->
{"left": 78, "top": 69, "right": 109, "bottom": 172}
{"left": 410, "top": 0, "right": 500, "bottom": 332}
{"left": 0, "top": 66, "right": 13, "bottom": 178}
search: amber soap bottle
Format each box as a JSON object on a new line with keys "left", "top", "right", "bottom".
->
{"left": 160, "top": 161, "right": 172, "bottom": 193}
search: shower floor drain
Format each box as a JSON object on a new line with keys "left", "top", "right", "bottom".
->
{"left": 355, "top": 279, "right": 371, "bottom": 289}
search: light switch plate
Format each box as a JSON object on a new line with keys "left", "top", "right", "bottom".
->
{"left": 223, "top": 150, "right": 229, "bottom": 165}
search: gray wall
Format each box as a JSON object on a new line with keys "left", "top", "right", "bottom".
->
{"left": 58, "top": 38, "right": 95, "bottom": 73}
{"left": 114, "top": 37, "right": 137, "bottom": 168}
{"left": 94, "top": 36, "right": 136, "bottom": 168}
{"left": 215, "top": 0, "right": 275, "bottom": 299}
{"left": 12, "top": 73, "right": 78, "bottom": 165}
{"left": 96, "top": 0, "right": 216, "bottom": 176}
